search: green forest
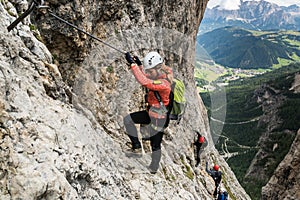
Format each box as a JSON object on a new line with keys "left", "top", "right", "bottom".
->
{"left": 199, "top": 63, "right": 300, "bottom": 200}
{"left": 197, "top": 27, "right": 300, "bottom": 69}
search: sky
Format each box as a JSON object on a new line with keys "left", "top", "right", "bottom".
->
{"left": 207, "top": 0, "right": 300, "bottom": 9}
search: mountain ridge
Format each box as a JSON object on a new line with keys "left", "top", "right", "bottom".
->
{"left": 200, "top": 0, "right": 300, "bottom": 34}
{"left": 197, "top": 26, "right": 300, "bottom": 69}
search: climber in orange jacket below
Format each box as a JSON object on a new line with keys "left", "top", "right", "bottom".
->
{"left": 123, "top": 51, "right": 172, "bottom": 174}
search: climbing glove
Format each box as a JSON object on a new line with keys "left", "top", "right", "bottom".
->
{"left": 133, "top": 56, "right": 142, "bottom": 66}
{"left": 125, "top": 52, "right": 135, "bottom": 65}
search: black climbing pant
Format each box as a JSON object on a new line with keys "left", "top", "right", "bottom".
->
{"left": 123, "top": 110, "right": 169, "bottom": 170}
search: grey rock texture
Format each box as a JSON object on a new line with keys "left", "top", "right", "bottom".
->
{"left": 262, "top": 129, "right": 300, "bottom": 200}
{"left": 0, "top": 0, "right": 250, "bottom": 199}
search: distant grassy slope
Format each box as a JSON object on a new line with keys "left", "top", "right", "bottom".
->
{"left": 197, "top": 27, "right": 300, "bottom": 69}
{"left": 200, "top": 63, "right": 300, "bottom": 200}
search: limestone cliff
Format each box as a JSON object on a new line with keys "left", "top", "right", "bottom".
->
{"left": 261, "top": 75, "right": 300, "bottom": 199}
{"left": 262, "top": 129, "right": 300, "bottom": 200}
{"left": 0, "top": 0, "right": 250, "bottom": 199}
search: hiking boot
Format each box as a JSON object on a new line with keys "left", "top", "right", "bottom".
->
{"left": 132, "top": 143, "right": 142, "bottom": 150}
{"left": 147, "top": 165, "right": 158, "bottom": 174}
{"left": 124, "top": 147, "right": 142, "bottom": 158}
{"left": 148, "top": 162, "right": 159, "bottom": 174}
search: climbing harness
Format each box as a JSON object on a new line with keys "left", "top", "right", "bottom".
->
{"left": 7, "top": 0, "right": 126, "bottom": 54}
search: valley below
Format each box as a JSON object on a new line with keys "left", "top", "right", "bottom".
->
{"left": 196, "top": 62, "right": 300, "bottom": 199}
{"left": 197, "top": 1, "right": 300, "bottom": 198}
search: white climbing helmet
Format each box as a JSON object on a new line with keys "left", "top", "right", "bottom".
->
{"left": 143, "top": 51, "right": 163, "bottom": 70}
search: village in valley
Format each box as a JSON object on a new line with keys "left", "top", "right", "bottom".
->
{"left": 195, "top": 60, "right": 266, "bottom": 92}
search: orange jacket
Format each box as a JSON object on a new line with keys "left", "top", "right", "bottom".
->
{"left": 131, "top": 64, "right": 171, "bottom": 108}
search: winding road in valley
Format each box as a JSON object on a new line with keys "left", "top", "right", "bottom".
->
{"left": 210, "top": 117, "right": 259, "bottom": 158}
{"left": 210, "top": 116, "right": 260, "bottom": 125}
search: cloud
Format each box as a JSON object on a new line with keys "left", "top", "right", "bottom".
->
{"left": 207, "top": 0, "right": 300, "bottom": 9}
{"left": 268, "top": 0, "right": 300, "bottom": 7}
{"left": 219, "top": 0, "right": 241, "bottom": 10}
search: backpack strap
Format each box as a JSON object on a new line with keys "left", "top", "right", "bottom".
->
{"left": 154, "top": 91, "right": 163, "bottom": 106}
{"left": 153, "top": 91, "right": 172, "bottom": 129}
{"left": 168, "top": 91, "right": 174, "bottom": 114}
{"left": 154, "top": 91, "right": 173, "bottom": 115}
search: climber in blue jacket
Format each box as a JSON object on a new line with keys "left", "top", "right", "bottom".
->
{"left": 206, "top": 161, "right": 222, "bottom": 197}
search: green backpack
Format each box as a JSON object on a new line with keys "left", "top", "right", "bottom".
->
{"left": 155, "top": 78, "right": 186, "bottom": 123}
{"left": 169, "top": 79, "right": 186, "bottom": 121}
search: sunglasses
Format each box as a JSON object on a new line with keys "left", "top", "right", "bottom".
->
{"left": 146, "top": 64, "right": 163, "bottom": 73}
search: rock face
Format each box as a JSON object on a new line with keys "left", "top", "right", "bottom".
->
{"left": 0, "top": 0, "right": 250, "bottom": 200}
{"left": 262, "top": 129, "right": 300, "bottom": 200}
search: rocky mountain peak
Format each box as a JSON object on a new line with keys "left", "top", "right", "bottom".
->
{"left": 200, "top": 0, "right": 300, "bottom": 34}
